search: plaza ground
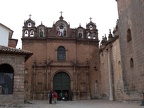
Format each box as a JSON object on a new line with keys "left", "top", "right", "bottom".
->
{"left": 0, "top": 100, "right": 143, "bottom": 108}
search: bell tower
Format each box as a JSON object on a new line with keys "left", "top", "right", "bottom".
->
{"left": 22, "top": 14, "right": 36, "bottom": 38}
{"left": 85, "top": 17, "right": 98, "bottom": 40}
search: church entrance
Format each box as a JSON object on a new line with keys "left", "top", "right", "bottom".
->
{"left": 53, "top": 72, "right": 71, "bottom": 100}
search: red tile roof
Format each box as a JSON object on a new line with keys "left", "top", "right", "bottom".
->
{"left": 0, "top": 45, "right": 33, "bottom": 61}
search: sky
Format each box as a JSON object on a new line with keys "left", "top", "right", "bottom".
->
{"left": 0, "top": 0, "right": 118, "bottom": 48}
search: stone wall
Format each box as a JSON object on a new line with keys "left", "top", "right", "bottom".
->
{"left": 0, "top": 54, "right": 25, "bottom": 103}
{"left": 111, "top": 39, "right": 124, "bottom": 100}
{"left": 117, "top": 0, "right": 144, "bottom": 100}
{"left": 100, "top": 37, "right": 125, "bottom": 101}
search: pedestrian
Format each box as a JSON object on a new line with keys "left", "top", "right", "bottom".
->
{"left": 53, "top": 91, "right": 58, "bottom": 104}
{"left": 49, "top": 91, "right": 53, "bottom": 104}
{"left": 64, "top": 92, "right": 68, "bottom": 101}
{"left": 59, "top": 92, "right": 63, "bottom": 101}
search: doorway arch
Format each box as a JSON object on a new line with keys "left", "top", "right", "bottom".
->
{"left": 53, "top": 72, "right": 71, "bottom": 100}
{"left": 0, "top": 64, "right": 14, "bottom": 94}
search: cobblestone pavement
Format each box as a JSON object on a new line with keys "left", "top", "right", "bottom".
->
{"left": 0, "top": 100, "right": 144, "bottom": 108}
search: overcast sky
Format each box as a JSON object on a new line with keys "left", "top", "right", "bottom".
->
{"left": 0, "top": 0, "right": 118, "bottom": 48}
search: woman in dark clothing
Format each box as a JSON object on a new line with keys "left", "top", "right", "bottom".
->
{"left": 64, "top": 92, "right": 68, "bottom": 101}
{"left": 49, "top": 91, "right": 53, "bottom": 104}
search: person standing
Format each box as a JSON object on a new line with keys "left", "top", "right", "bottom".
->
{"left": 64, "top": 92, "right": 68, "bottom": 101}
{"left": 53, "top": 91, "right": 58, "bottom": 104}
{"left": 49, "top": 91, "right": 53, "bottom": 104}
{"left": 59, "top": 92, "right": 63, "bottom": 101}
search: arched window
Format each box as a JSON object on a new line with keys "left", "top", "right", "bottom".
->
{"left": 56, "top": 24, "right": 67, "bottom": 37}
{"left": 57, "top": 46, "right": 66, "bottom": 61}
{"left": 24, "top": 30, "right": 28, "bottom": 37}
{"left": 39, "top": 28, "right": 44, "bottom": 37}
{"left": 127, "top": 29, "right": 132, "bottom": 42}
{"left": 92, "top": 32, "right": 96, "bottom": 39}
{"left": 130, "top": 58, "right": 134, "bottom": 68}
{"left": 0, "top": 64, "right": 14, "bottom": 94}
{"left": 30, "top": 30, "right": 34, "bottom": 37}
{"left": 28, "top": 23, "right": 32, "bottom": 27}
{"left": 77, "top": 29, "right": 83, "bottom": 39}
{"left": 78, "top": 33, "right": 82, "bottom": 38}
{"left": 87, "top": 32, "right": 91, "bottom": 39}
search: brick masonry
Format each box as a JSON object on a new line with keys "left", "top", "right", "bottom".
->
{"left": 22, "top": 17, "right": 100, "bottom": 100}
{"left": 23, "top": 39, "right": 100, "bottom": 100}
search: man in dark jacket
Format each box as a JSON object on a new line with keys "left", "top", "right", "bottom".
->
{"left": 49, "top": 91, "right": 53, "bottom": 104}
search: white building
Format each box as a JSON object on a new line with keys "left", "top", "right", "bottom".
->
{"left": 0, "top": 23, "right": 13, "bottom": 46}
{"left": 0, "top": 23, "right": 18, "bottom": 48}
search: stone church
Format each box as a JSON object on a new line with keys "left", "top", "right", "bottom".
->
{"left": 1, "top": 0, "right": 144, "bottom": 104}
{"left": 22, "top": 14, "right": 100, "bottom": 100}
{"left": 99, "top": 0, "right": 144, "bottom": 102}
{"left": 22, "top": 0, "right": 144, "bottom": 102}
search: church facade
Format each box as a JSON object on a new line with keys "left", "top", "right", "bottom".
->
{"left": 22, "top": 14, "right": 100, "bottom": 100}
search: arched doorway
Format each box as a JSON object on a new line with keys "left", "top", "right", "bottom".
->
{"left": 0, "top": 64, "right": 14, "bottom": 94}
{"left": 53, "top": 72, "right": 71, "bottom": 100}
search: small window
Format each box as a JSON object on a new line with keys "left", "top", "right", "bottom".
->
{"left": 130, "top": 58, "right": 134, "bottom": 68}
{"left": 127, "top": 29, "right": 132, "bottom": 42}
{"left": 57, "top": 46, "right": 66, "bottom": 61}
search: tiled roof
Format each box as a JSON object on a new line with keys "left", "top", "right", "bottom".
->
{"left": 0, "top": 45, "right": 33, "bottom": 61}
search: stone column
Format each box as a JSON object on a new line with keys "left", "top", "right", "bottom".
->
{"left": 86, "top": 71, "right": 90, "bottom": 99}
{"left": 73, "top": 66, "right": 77, "bottom": 100}
{"left": 77, "top": 72, "right": 80, "bottom": 100}
{"left": 46, "top": 67, "right": 48, "bottom": 90}
{"left": 107, "top": 47, "right": 113, "bottom": 101}
{"left": 44, "top": 67, "right": 47, "bottom": 99}
{"left": 94, "top": 80, "right": 98, "bottom": 98}
{"left": 48, "top": 67, "right": 51, "bottom": 91}
{"left": 32, "top": 67, "right": 36, "bottom": 100}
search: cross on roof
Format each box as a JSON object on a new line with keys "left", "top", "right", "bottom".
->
{"left": 60, "top": 11, "right": 63, "bottom": 16}
{"left": 109, "top": 29, "right": 111, "bottom": 33}
{"left": 29, "top": 14, "right": 32, "bottom": 19}
{"left": 89, "top": 17, "right": 92, "bottom": 22}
